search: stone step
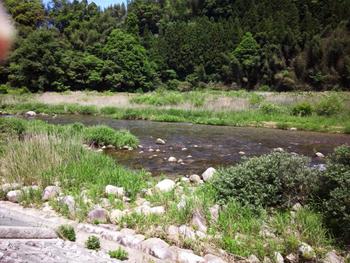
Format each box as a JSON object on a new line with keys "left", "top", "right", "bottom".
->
{"left": 0, "top": 226, "right": 57, "bottom": 239}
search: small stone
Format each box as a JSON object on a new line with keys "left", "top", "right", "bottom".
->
{"left": 201, "top": 167, "right": 216, "bottom": 182}
{"left": 274, "top": 252, "right": 284, "bottom": 263}
{"left": 290, "top": 127, "right": 297, "bottom": 131}
{"left": 177, "top": 159, "right": 184, "bottom": 163}
{"left": 177, "top": 250, "right": 205, "bottom": 263}
{"left": 156, "top": 138, "right": 166, "bottom": 145}
{"left": 110, "top": 209, "right": 124, "bottom": 224}
{"left": 168, "top": 156, "right": 177, "bottom": 162}
{"left": 189, "top": 174, "right": 202, "bottom": 184}
{"left": 150, "top": 206, "right": 165, "bottom": 215}
{"left": 182, "top": 148, "right": 188, "bottom": 151}
{"left": 167, "top": 225, "right": 180, "bottom": 243}
{"left": 196, "top": 230, "right": 206, "bottom": 239}
{"left": 191, "top": 210, "right": 207, "bottom": 233}
{"left": 25, "top": 111, "right": 37, "bottom": 117}
{"left": 42, "top": 186, "right": 61, "bottom": 201}
{"left": 155, "top": 179, "right": 175, "bottom": 193}
{"left": 274, "top": 147, "right": 284, "bottom": 152}
{"left": 149, "top": 148, "right": 154, "bottom": 152}
{"left": 292, "top": 203, "right": 302, "bottom": 211}
{"left": 105, "top": 185, "right": 124, "bottom": 197}
{"left": 187, "top": 155, "right": 193, "bottom": 158}
{"left": 248, "top": 255, "right": 261, "bottom": 263}
{"left": 239, "top": 151, "right": 246, "bottom": 155}
{"left": 298, "top": 243, "right": 316, "bottom": 260}
{"left": 316, "top": 152, "right": 325, "bottom": 158}
{"left": 181, "top": 177, "right": 190, "bottom": 183}
{"left": 285, "top": 253, "right": 297, "bottom": 263}
{"left": 140, "top": 238, "right": 172, "bottom": 260}
{"left": 322, "top": 251, "right": 344, "bottom": 263}
{"left": 204, "top": 254, "right": 227, "bottom": 263}
{"left": 87, "top": 207, "right": 109, "bottom": 224}
{"left": 6, "top": 190, "right": 22, "bottom": 203}
{"left": 263, "top": 257, "right": 273, "bottom": 263}
{"left": 179, "top": 225, "right": 196, "bottom": 240}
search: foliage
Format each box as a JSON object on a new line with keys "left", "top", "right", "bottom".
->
{"left": 315, "top": 94, "right": 344, "bottom": 116}
{"left": 57, "top": 225, "right": 76, "bottom": 242}
{"left": 210, "top": 152, "right": 318, "bottom": 209}
{"left": 85, "top": 236, "right": 100, "bottom": 250}
{"left": 259, "top": 103, "right": 283, "bottom": 115}
{"left": 84, "top": 126, "right": 139, "bottom": 149}
{"left": 108, "top": 247, "right": 128, "bottom": 260}
{"left": 316, "top": 145, "right": 350, "bottom": 242}
{"left": 291, "top": 102, "right": 313, "bottom": 117}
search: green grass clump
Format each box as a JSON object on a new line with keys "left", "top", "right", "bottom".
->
{"left": 315, "top": 94, "right": 344, "bottom": 116}
{"left": 109, "top": 247, "right": 128, "bottom": 260}
{"left": 291, "top": 102, "right": 313, "bottom": 116}
{"left": 209, "top": 152, "right": 317, "bottom": 209}
{"left": 84, "top": 125, "right": 138, "bottom": 149}
{"left": 57, "top": 225, "right": 76, "bottom": 241}
{"left": 86, "top": 235, "right": 100, "bottom": 250}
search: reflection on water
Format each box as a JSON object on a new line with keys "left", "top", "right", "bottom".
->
{"left": 39, "top": 115, "right": 350, "bottom": 176}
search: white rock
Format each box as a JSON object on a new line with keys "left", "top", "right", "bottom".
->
{"left": 87, "top": 208, "right": 109, "bottom": 223}
{"left": 292, "top": 203, "right": 302, "bottom": 211}
{"left": 204, "top": 254, "right": 227, "bottom": 263}
{"left": 110, "top": 209, "right": 124, "bottom": 224}
{"left": 105, "top": 185, "right": 124, "bottom": 197}
{"left": 285, "top": 254, "right": 297, "bottom": 263}
{"left": 298, "top": 243, "right": 316, "bottom": 260}
{"left": 322, "top": 251, "right": 344, "bottom": 263}
{"left": 42, "top": 186, "right": 61, "bottom": 201}
{"left": 179, "top": 225, "right": 196, "bottom": 240}
{"left": 167, "top": 225, "right": 180, "bottom": 242}
{"left": 120, "top": 234, "right": 145, "bottom": 248}
{"left": 181, "top": 177, "right": 190, "bottom": 183}
{"left": 316, "top": 152, "right": 325, "bottom": 158}
{"left": 150, "top": 206, "right": 165, "bottom": 215}
{"left": 248, "top": 255, "right": 261, "bottom": 263}
{"left": 274, "top": 252, "right": 284, "bottom": 263}
{"left": 191, "top": 210, "right": 207, "bottom": 232}
{"left": 135, "top": 204, "right": 151, "bottom": 215}
{"left": 239, "top": 151, "right": 246, "bottom": 155}
{"left": 60, "top": 195, "right": 75, "bottom": 214}
{"left": 140, "top": 238, "right": 172, "bottom": 260}
{"left": 209, "top": 205, "right": 220, "bottom": 223}
{"left": 187, "top": 155, "right": 193, "bottom": 158}
{"left": 196, "top": 230, "right": 206, "bottom": 239}
{"left": 168, "top": 156, "right": 177, "bottom": 162}
{"left": 25, "top": 111, "right": 37, "bottom": 117}
{"left": 1, "top": 183, "right": 21, "bottom": 192}
{"left": 177, "top": 159, "right": 184, "bottom": 163}
{"left": 6, "top": 190, "right": 22, "bottom": 203}
{"left": 178, "top": 250, "right": 205, "bottom": 263}
{"left": 274, "top": 147, "right": 284, "bottom": 152}
{"left": 156, "top": 138, "right": 166, "bottom": 145}
{"left": 155, "top": 179, "right": 175, "bottom": 193}
{"left": 201, "top": 167, "right": 216, "bottom": 182}
{"left": 182, "top": 148, "right": 188, "bottom": 151}
{"left": 290, "top": 127, "right": 297, "bottom": 131}
{"left": 189, "top": 174, "right": 202, "bottom": 184}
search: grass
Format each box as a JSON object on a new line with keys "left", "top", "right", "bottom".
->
{"left": 57, "top": 225, "right": 76, "bottom": 242}
{"left": 109, "top": 247, "right": 128, "bottom": 260}
{"left": 86, "top": 235, "right": 100, "bottom": 250}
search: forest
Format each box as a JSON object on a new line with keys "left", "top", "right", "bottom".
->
{"left": 1, "top": 0, "right": 350, "bottom": 93}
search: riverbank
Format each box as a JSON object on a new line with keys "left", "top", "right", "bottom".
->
{"left": 1, "top": 90, "right": 350, "bottom": 133}
{"left": 0, "top": 117, "right": 349, "bottom": 262}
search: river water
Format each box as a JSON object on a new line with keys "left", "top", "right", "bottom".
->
{"left": 38, "top": 115, "right": 350, "bottom": 176}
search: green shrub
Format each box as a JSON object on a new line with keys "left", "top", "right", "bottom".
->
{"left": 0, "top": 118, "right": 26, "bottom": 137}
{"left": 315, "top": 94, "right": 344, "bottom": 116}
{"left": 57, "top": 225, "right": 76, "bottom": 241}
{"left": 109, "top": 247, "right": 128, "bottom": 260}
{"left": 0, "top": 84, "right": 9, "bottom": 94}
{"left": 260, "top": 103, "right": 283, "bottom": 114}
{"left": 85, "top": 235, "right": 100, "bottom": 250}
{"left": 316, "top": 145, "right": 350, "bottom": 242}
{"left": 100, "top": 106, "right": 119, "bottom": 115}
{"left": 210, "top": 152, "right": 317, "bottom": 209}
{"left": 291, "top": 102, "right": 313, "bottom": 117}
{"left": 84, "top": 125, "right": 138, "bottom": 148}
{"left": 249, "top": 93, "right": 264, "bottom": 106}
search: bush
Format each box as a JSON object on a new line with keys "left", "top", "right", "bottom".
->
{"left": 85, "top": 235, "right": 100, "bottom": 250}
{"left": 260, "top": 103, "right": 283, "bottom": 114}
{"left": 57, "top": 225, "right": 76, "bottom": 241}
{"left": 109, "top": 247, "right": 128, "bottom": 260}
{"left": 315, "top": 94, "right": 344, "bottom": 116}
{"left": 316, "top": 145, "right": 350, "bottom": 242}
{"left": 84, "top": 125, "right": 138, "bottom": 149}
{"left": 291, "top": 102, "right": 313, "bottom": 117}
{"left": 210, "top": 152, "right": 317, "bottom": 209}
{"left": 0, "top": 118, "right": 26, "bottom": 137}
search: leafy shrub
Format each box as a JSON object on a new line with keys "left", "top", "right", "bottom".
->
{"left": 0, "top": 84, "right": 9, "bottom": 94}
{"left": 291, "top": 102, "right": 313, "bottom": 117}
{"left": 260, "top": 103, "right": 283, "bottom": 114}
{"left": 0, "top": 118, "right": 26, "bottom": 137}
{"left": 316, "top": 145, "right": 350, "bottom": 242}
{"left": 109, "top": 247, "right": 128, "bottom": 260}
{"left": 315, "top": 94, "right": 344, "bottom": 116}
{"left": 249, "top": 93, "right": 264, "bottom": 106}
{"left": 57, "top": 225, "right": 76, "bottom": 241}
{"left": 210, "top": 152, "right": 317, "bottom": 209}
{"left": 84, "top": 125, "right": 138, "bottom": 148}
{"left": 86, "top": 235, "right": 100, "bottom": 250}
{"left": 100, "top": 106, "right": 119, "bottom": 115}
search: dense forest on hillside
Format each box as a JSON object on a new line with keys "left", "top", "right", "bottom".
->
{"left": 1, "top": 0, "right": 350, "bottom": 93}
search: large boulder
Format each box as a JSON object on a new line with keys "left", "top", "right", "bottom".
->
{"left": 105, "top": 185, "right": 124, "bottom": 197}
{"left": 201, "top": 167, "right": 216, "bottom": 182}
{"left": 140, "top": 238, "right": 172, "bottom": 260}
{"left": 87, "top": 207, "right": 109, "bottom": 224}
{"left": 42, "top": 186, "right": 61, "bottom": 201}
{"left": 155, "top": 179, "right": 175, "bottom": 193}
{"left": 6, "top": 190, "right": 22, "bottom": 203}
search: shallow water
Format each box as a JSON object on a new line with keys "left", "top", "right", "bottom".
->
{"left": 40, "top": 115, "right": 350, "bottom": 176}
